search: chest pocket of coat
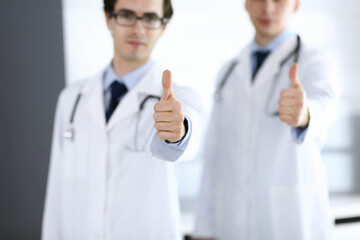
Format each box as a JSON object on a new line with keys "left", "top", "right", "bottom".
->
{"left": 62, "top": 124, "right": 89, "bottom": 179}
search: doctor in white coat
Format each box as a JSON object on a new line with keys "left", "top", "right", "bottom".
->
{"left": 194, "top": 0, "right": 338, "bottom": 239}
{"left": 42, "top": 0, "right": 201, "bottom": 239}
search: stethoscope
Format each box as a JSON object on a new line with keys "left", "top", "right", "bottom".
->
{"left": 63, "top": 90, "right": 82, "bottom": 141}
{"left": 125, "top": 94, "right": 160, "bottom": 152}
{"left": 64, "top": 89, "right": 161, "bottom": 152}
{"left": 214, "top": 35, "right": 301, "bottom": 116}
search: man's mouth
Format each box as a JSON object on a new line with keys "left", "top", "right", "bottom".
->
{"left": 260, "top": 19, "right": 272, "bottom": 26}
{"left": 127, "top": 40, "right": 145, "bottom": 47}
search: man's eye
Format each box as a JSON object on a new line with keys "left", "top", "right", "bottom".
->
{"left": 119, "top": 10, "right": 134, "bottom": 19}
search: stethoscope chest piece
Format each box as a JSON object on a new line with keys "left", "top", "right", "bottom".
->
{"left": 63, "top": 127, "right": 75, "bottom": 141}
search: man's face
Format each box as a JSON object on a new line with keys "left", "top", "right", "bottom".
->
{"left": 105, "top": 0, "right": 165, "bottom": 64}
{"left": 245, "top": 0, "right": 299, "bottom": 40}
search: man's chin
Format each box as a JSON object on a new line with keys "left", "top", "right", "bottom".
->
{"left": 124, "top": 54, "right": 148, "bottom": 62}
{"left": 257, "top": 28, "right": 280, "bottom": 39}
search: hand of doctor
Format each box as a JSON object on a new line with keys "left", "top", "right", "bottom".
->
{"left": 278, "top": 63, "right": 310, "bottom": 127}
{"left": 153, "top": 70, "right": 186, "bottom": 143}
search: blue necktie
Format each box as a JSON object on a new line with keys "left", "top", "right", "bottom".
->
{"left": 253, "top": 50, "right": 271, "bottom": 81}
{"left": 106, "top": 81, "right": 128, "bottom": 122}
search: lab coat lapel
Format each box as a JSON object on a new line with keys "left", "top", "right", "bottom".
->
{"left": 83, "top": 71, "right": 107, "bottom": 128}
{"left": 252, "top": 34, "right": 298, "bottom": 88}
{"left": 106, "top": 64, "right": 162, "bottom": 131}
{"left": 235, "top": 45, "right": 253, "bottom": 95}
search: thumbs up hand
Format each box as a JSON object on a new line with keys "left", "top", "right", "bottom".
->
{"left": 278, "top": 63, "right": 310, "bottom": 127}
{"left": 153, "top": 70, "right": 186, "bottom": 143}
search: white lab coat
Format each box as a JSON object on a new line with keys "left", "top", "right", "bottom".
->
{"left": 194, "top": 34, "right": 338, "bottom": 240}
{"left": 42, "top": 63, "right": 202, "bottom": 240}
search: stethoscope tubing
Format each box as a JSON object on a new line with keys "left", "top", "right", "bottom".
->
{"left": 214, "top": 35, "right": 301, "bottom": 113}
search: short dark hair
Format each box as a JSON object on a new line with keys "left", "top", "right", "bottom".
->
{"left": 104, "top": 0, "right": 173, "bottom": 20}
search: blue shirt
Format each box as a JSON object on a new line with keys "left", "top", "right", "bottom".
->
{"left": 103, "top": 61, "right": 192, "bottom": 151}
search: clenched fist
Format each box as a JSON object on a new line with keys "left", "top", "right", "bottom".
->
{"left": 153, "top": 70, "right": 186, "bottom": 143}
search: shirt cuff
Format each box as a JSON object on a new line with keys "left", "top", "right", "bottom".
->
{"left": 291, "top": 125, "right": 309, "bottom": 144}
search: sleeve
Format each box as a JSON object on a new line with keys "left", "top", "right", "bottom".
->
{"left": 41, "top": 91, "right": 65, "bottom": 240}
{"left": 291, "top": 49, "right": 339, "bottom": 146}
{"left": 150, "top": 86, "right": 203, "bottom": 162}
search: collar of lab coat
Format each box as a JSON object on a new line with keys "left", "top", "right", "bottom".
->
{"left": 235, "top": 33, "right": 299, "bottom": 92}
{"left": 81, "top": 63, "right": 162, "bottom": 131}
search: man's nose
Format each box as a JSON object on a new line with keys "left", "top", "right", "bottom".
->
{"left": 133, "top": 18, "right": 146, "bottom": 34}
{"left": 263, "top": 0, "right": 275, "bottom": 14}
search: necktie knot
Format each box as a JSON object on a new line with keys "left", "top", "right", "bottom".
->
{"left": 110, "top": 81, "right": 128, "bottom": 101}
{"left": 106, "top": 81, "right": 128, "bottom": 122}
{"left": 253, "top": 50, "right": 271, "bottom": 80}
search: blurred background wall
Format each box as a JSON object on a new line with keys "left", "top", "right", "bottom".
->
{"left": 0, "top": 0, "right": 65, "bottom": 239}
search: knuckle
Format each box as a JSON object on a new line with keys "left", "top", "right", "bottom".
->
{"left": 176, "top": 133, "right": 182, "bottom": 140}
{"left": 174, "top": 103, "right": 182, "bottom": 112}
{"left": 175, "top": 125, "right": 182, "bottom": 132}
{"left": 177, "top": 114, "right": 184, "bottom": 123}
{"left": 154, "top": 103, "right": 160, "bottom": 111}
{"left": 158, "top": 132, "right": 166, "bottom": 140}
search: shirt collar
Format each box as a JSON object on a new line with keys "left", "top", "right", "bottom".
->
{"left": 103, "top": 60, "right": 154, "bottom": 92}
{"left": 251, "top": 29, "right": 292, "bottom": 54}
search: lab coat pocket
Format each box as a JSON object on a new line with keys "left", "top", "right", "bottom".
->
{"left": 270, "top": 186, "right": 307, "bottom": 240}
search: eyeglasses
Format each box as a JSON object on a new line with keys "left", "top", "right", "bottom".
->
{"left": 110, "top": 9, "right": 168, "bottom": 30}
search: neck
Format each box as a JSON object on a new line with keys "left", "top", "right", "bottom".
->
{"left": 112, "top": 56, "right": 150, "bottom": 76}
{"left": 255, "top": 29, "right": 285, "bottom": 47}
{"left": 255, "top": 34, "right": 274, "bottom": 47}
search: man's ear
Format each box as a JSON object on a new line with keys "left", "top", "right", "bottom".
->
{"left": 104, "top": 10, "right": 114, "bottom": 32}
{"left": 244, "top": 0, "right": 249, "bottom": 13}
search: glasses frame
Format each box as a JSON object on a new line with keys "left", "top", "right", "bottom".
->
{"left": 109, "top": 9, "right": 168, "bottom": 30}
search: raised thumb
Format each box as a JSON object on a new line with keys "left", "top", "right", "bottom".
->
{"left": 161, "top": 70, "right": 175, "bottom": 101}
{"left": 289, "top": 63, "right": 302, "bottom": 89}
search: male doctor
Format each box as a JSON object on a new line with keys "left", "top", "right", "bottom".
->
{"left": 194, "top": 0, "right": 337, "bottom": 239}
{"left": 42, "top": 0, "right": 201, "bottom": 239}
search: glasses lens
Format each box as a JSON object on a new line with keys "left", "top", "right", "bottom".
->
{"left": 116, "top": 10, "right": 136, "bottom": 26}
{"left": 113, "top": 9, "right": 164, "bottom": 29}
{"left": 142, "top": 13, "right": 162, "bottom": 29}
